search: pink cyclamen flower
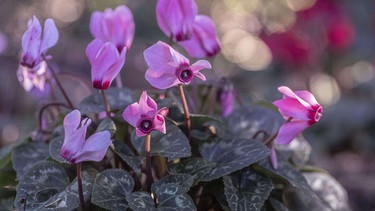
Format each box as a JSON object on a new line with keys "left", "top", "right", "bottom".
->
{"left": 123, "top": 91, "right": 166, "bottom": 137}
{"left": 144, "top": 41, "right": 211, "bottom": 89}
{"left": 86, "top": 38, "right": 126, "bottom": 89}
{"left": 273, "top": 86, "right": 323, "bottom": 145}
{"left": 60, "top": 110, "right": 112, "bottom": 164}
{"left": 156, "top": 0, "right": 197, "bottom": 41}
{"left": 178, "top": 15, "right": 220, "bottom": 58}
{"left": 90, "top": 5, "right": 135, "bottom": 52}
{"left": 17, "top": 60, "right": 48, "bottom": 92}
{"left": 20, "top": 16, "right": 58, "bottom": 71}
{"left": 217, "top": 78, "right": 234, "bottom": 117}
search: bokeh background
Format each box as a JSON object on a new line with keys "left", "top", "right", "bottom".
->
{"left": 0, "top": 0, "right": 375, "bottom": 210}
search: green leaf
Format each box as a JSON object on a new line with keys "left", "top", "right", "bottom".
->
{"left": 127, "top": 183, "right": 196, "bottom": 211}
{"left": 0, "top": 167, "right": 17, "bottom": 187}
{"left": 113, "top": 141, "right": 142, "bottom": 175}
{"left": 49, "top": 136, "right": 66, "bottom": 163}
{"left": 91, "top": 169, "right": 135, "bottom": 211}
{"left": 223, "top": 168, "right": 273, "bottom": 211}
{"left": 0, "top": 197, "right": 14, "bottom": 211}
{"left": 153, "top": 173, "right": 195, "bottom": 193}
{"left": 14, "top": 161, "right": 97, "bottom": 211}
{"left": 0, "top": 143, "right": 15, "bottom": 169}
{"left": 131, "top": 122, "right": 191, "bottom": 161}
{"left": 303, "top": 172, "right": 350, "bottom": 211}
{"left": 226, "top": 106, "right": 283, "bottom": 140}
{"left": 168, "top": 158, "right": 216, "bottom": 185}
{"left": 199, "top": 137, "right": 271, "bottom": 181}
{"left": 78, "top": 87, "right": 135, "bottom": 115}
{"left": 96, "top": 117, "right": 117, "bottom": 136}
{"left": 12, "top": 142, "right": 50, "bottom": 180}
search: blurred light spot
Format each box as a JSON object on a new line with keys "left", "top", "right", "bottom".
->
{"left": 262, "top": 1, "right": 296, "bottom": 33}
{"left": 310, "top": 73, "right": 340, "bottom": 107}
{"left": 47, "top": 0, "right": 85, "bottom": 24}
{"left": 2, "top": 124, "right": 20, "bottom": 144}
{"left": 284, "top": 0, "right": 316, "bottom": 11}
{"left": 351, "top": 61, "right": 374, "bottom": 85}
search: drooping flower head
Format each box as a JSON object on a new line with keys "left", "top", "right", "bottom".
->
{"left": 20, "top": 16, "right": 58, "bottom": 71}
{"left": 273, "top": 86, "right": 323, "bottom": 145}
{"left": 60, "top": 110, "right": 112, "bottom": 164}
{"left": 156, "top": 0, "right": 197, "bottom": 41}
{"left": 217, "top": 77, "right": 235, "bottom": 117}
{"left": 86, "top": 38, "right": 126, "bottom": 89}
{"left": 17, "top": 60, "right": 49, "bottom": 92}
{"left": 123, "top": 91, "right": 166, "bottom": 137}
{"left": 90, "top": 5, "right": 135, "bottom": 52}
{"left": 144, "top": 41, "right": 211, "bottom": 89}
{"left": 178, "top": 15, "right": 220, "bottom": 58}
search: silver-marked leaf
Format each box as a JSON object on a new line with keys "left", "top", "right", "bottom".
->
{"left": 303, "top": 172, "right": 350, "bottom": 211}
{"left": 92, "top": 169, "right": 135, "bottom": 211}
{"left": 49, "top": 136, "right": 65, "bottom": 163}
{"left": 113, "top": 141, "right": 142, "bottom": 175}
{"left": 15, "top": 162, "right": 97, "bottom": 211}
{"left": 131, "top": 122, "right": 191, "bottom": 161}
{"left": 169, "top": 158, "right": 216, "bottom": 185}
{"left": 199, "top": 137, "right": 271, "bottom": 181}
{"left": 276, "top": 136, "right": 311, "bottom": 166}
{"left": 78, "top": 87, "right": 135, "bottom": 115}
{"left": 96, "top": 117, "right": 116, "bottom": 136}
{"left": 152, "top": 173, "right": 195, "bottom": 193}
{"left": 12, "top": 142, "right": 50, "bottom": 179}
{"left": 127, "top": 184, "right": 196, "bottom": 211}
{"left": 227, "top": 106, "right": 283, "bottom": 140}
{"left": 223, "top": 168, "right": 273, "bottom": 211}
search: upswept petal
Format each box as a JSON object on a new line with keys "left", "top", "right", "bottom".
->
{"left": 276, "top": 120, "right": 309, "bottom": 145}
{"left": 21, "top": 16, "right": 42, "bottom": 65}
{"left": 122, "top": 102, "right": 140, "bottom": 127}
{"left": 63, "top": 109, "right": 81, "bottom": 134}
{"left": 101, "top": 46, "right": 126, "bottom": 89}
{"left": 71, "top": 131, "right": 111, "bottom": 163}
{"left": 193, "top": 72, "right": 206, "bottom": 81}
{"left": 191, "top": 60, "right": 211, "bottom": 73}
{"left": 136, "top": 128, "right": 147, "bottom": 137}
{"left": 145, "top": 69, "right": 179, "bottom": 89}
{"left": 139, "top": 91, "right": 158, "bottom": 117}
{"left": 154, "top": 114, "right": 166, "bottom": 134}
{"left": 294, "top": 90, "right": 320, "bottom": 107}
{"left": 278, "top": 86, "right": 311, "bottom": 108}
{"left": 40, "top": 18, "right": 58, "bottom": 54}
{"left": 89, "top": 11, "right": 105, "bottom": 39}
{"left": 273, "top": 98, "right": 310, "bottom": 120}
{"left": 143, "top": 41, "right": 175, "bottom": 73}
{"left": 170, "top": 45, "right": 189, "bottom": 67}
{"left": 113, "top": 5, "right": 135, "bottom": 49}
{"left": 86, "top": 39, "right": 105, "bottom": 63}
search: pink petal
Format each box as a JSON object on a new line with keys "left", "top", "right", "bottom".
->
{"left": 113, "top": 5, "right": 135, "bottom": 49}
{"left": 169, "top": 45, "right": 189, "bottom": 67}
{"left": 72, "top": 131, "right": 112, "bottom": 163}
{"left": 143, "top": 41, "right": 176, "bottom": 73}
{"left": 294, "top": 90, "right": 320, "bottom": 107}
{"left": 100, "top": 46, "right": 126, "bottom": 89}
{"left": 136, "top": 128, "right": 147, "bottom": 137}
{"left": 278, "top": 86, "right": 311, "bottom": 108}
{"left": 273, "top": 98, "right": 310, "bottom": 120}
{"left": 123, "top": 102, "right": 140, "bottom": 127}
{"left": 154, "top": 114, "right": 166, "bottom": 134}
{"left": 139, "top": 91, "right": 158, "bottom": 117}
{"left": 191, "top": 60, "right": 211, "bottom": 73}
{"left": 89, "top": 11, "right": 105, "bottom": 39}
{"left": 276, "top": 120, "right": 309, "bottom": 144}
{"left": 145, "top": 69, "right": 179, "bottom": 89}
{"left": 86, "top": 39, "right": 105, "bottom": 63}
{"left": 40, "top": 18, "right": 58, "bottom": 54}
{"left": 21, "top": 16, "right": 42, "bottom": 65}
{"left": 270, "top": 145, "right": 278, "bottom": 169}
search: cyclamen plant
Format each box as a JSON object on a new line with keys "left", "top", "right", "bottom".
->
{"left": 1, "top": 1, "right": 351, "bottom": 211}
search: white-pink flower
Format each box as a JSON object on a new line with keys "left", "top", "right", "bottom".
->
{"left": 273, "top": 86, "right": 323, "bottom": 145}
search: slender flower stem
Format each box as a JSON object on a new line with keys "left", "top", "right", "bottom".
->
{"left": 42, "top": 54, "right": 74, "bottom": 109}
{"left": 178, "top": 84, "right": 191, "bottom": 137}
{"left": 101, "top": 90, "right": 111, "bottom": 117}
{"left": 264, "top": 117, "right": 293, "bottom": 145}
{"left": 38, "top": 102, "right": 71, "bottom": 131}
{"left": 77, "top": 163, "right": 85, "bottom": 211}
{"left": 145, "top": 133, "right": 153, "bottom": 190}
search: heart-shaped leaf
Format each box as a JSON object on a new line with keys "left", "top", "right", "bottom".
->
{"left": 113, "top": 141, "right": 142, "bottom": 175}
{"left": 153, "top": 173, "right": 195, "bottom": 193}
{"left": 96, "top": 117, "right": 117, "bottom": 136}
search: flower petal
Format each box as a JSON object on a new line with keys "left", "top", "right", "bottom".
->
{"left": 86, "top": 38, "right": 105, "bottom": 63}
{"left": 294, "top": 90, "right": 320, "bottom": 107}
{"left": 123, "top": 102, "right": 140, "bottom": 127}
{"left": 273, "top": 98, "right": 310, "bottom": 120}
{"left": 21, "top": 16, "right": 42, "bottom": 66}
{"left": 278, "top": 86, "right": 311, "bottom": 108}
{"left": 276, "top": 120, "right": 309, "bottom": 144}
{"left": 143, "top": 41, "right": 176, "bottom": 73}
{"left": 145, "top": 70, "right": 180, "bottom": 89}
{"left": 270, "top": 145, "right": 278, "bottom": 169}
{"left": 138, "top": 91, "right": 158, "bottom": 117}
{"left": 40, "top": 18, "right": 59, "bottom": 54}
{"left": 154, "top": 114, "right": 166, "bottom": 134}
{"left": 191, "top": 60, "right": 211, "bottom": 73}
{"left": 71, "top": 131, "right": 112, "bottom": 163}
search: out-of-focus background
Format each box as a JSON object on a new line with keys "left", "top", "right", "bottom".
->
{"left": 0, "top": 0, "right": 374, "bottom": 210}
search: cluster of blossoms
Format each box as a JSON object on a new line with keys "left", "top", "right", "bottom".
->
{"left": 16, "top": 2, "right": 323, "bottom": 209}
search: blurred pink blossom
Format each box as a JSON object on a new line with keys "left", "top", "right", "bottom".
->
{"left": 60, "top": 110, "right": 112, "bottom": 164}
{"left": 144, "top": 41, "right": 211, "bottom": 89}
{"left": 156, "top": 0, "right": 197, "bottom": 42}
{"left": 123, "top": 91, "right": 166, "bottom": 137}
{"left": 17, "top": 60, "right": 49, "bottom": 92}
{"left": 273, "top": 86, "right": 322, "bottom": 145}
{"left": 178, "top": 15, "right": 220, "bottom": 58}
{"left": 217, "top": 78, "right": 235, "bottom": 117}
{"left": 90, "top": 5, "right": 135, "bottom": 52}
{"left": 86, "top": 38, "right": 126, "bottom": 89}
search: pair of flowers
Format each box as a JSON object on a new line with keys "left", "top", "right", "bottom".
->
{"left": 156, "top": 0, "right": 220, "bottom": 58}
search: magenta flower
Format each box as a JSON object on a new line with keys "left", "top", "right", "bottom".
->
{"left": 217, "top": 78, "right": 234, "bottom": 117}
{"left": 273, "top": 86, "right": 323, "bottom": 145}
{"left": 86, "top": 38, "right": 126, "bottom": 89}
{"left": 90, "top": 5, "right": 135, "bottom": 52}
{"left": 178, "top": 15, "right": 220, "bottom": 58}
{"left": 156, "top": 0, "right": 197, "bottom": 41}
{"left": 20, "top": 16, "right": 58, "bottom": 71}
{"left": 123, "top": 91, "right": 166, "bottom": 137}
{"left": 144, "top": 41, "right": 211, "bottom": 89}
{"left": 17, "top": 60, "right": 49, "bottom": 92}
{"left": 60, "top": 110, "right": 112, "bottom": 164}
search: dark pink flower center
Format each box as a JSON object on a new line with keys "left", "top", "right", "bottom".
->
{"left": 308, "top": 105, "right": 323, "bottom": 125}
{"left": 176, "top": 64, "right": 193, "bottom": 83}
{"left": 137, "top": 119, "right": 153, "bottom": 134}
